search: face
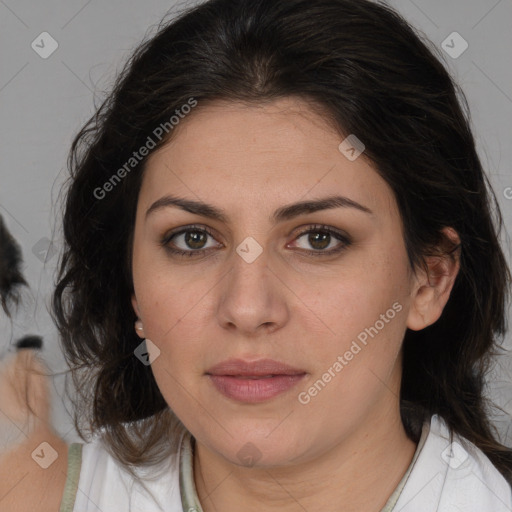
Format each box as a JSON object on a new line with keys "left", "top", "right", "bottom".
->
{"left": 131, "top": 97, "right": 422, "bottom": 467}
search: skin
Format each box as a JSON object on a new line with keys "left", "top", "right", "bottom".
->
{"left": 0, "top": 350, "right": 68, "bottom": 512}
{"left": 131, "top": 97, "right": 460, "bottom": 512}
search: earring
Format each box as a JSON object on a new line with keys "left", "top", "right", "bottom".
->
{"left": 135, "top": 319, "right": 144, "bottom": 333}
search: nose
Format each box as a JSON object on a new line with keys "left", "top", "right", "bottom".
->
{"left": 216, "top": 243, "right": 289, "bottom": 337}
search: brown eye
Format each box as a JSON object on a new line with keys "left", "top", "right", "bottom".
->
{"left": 306, "top": 231, "right": 331, "bottom": 250}
{"left": 183, "top": 230, "right": 208, "bottom": 250}
{"left": 161, "top": 225, "right": 221, "bottom": 257}
{"left": 290, "top": 225, "right": 352, "bottom": 256}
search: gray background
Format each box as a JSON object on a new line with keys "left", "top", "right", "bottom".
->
{"left": 0, "top": 0, "right": 511, "bottom": 445}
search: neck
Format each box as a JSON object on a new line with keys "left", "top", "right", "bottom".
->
{"left": 193, "top": 405, "right": 418, "bottom": 512}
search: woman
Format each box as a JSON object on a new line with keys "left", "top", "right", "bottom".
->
{"left": 6, "top": 0, "right": 512, "bottom": 510}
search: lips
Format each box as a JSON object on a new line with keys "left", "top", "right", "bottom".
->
{"left": 206, "top": 358, "right": 306, "bottom": 377}
{"left": 206, "top": 358, "right": 307, "bottom": 403}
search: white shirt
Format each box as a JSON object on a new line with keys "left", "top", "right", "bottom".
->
{"left": 62, "top": 414, "right": 512, "bottom": 512}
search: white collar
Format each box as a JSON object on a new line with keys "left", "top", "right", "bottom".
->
{"left": 393, "top": 414, "right": 512, "bottom": 511}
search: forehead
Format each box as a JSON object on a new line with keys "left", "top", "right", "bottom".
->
{"left": 140, "top": 97, "right": 398, "bottom": 223}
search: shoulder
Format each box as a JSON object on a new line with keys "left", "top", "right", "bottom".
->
{"left": 72, "top": 433, "right": 184, "bottom": 512}
{"left": 394, "top": 414, "right": 512, "bottom": 512}
{"left": 0, "top": 428, "right": 68, "bottom": 512}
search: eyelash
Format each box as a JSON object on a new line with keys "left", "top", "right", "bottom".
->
{"left": 160, "top": 224, "right": 352, "bottom": 258}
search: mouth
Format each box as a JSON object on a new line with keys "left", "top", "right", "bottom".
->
{"left": 228, "top": 375, "right": 283, "bottom": 379}
{"left": 206, "top": 358, "right": 307, "bottom": 403}
{"left": 206, "top": 358, "right": 306, "bottom": 376}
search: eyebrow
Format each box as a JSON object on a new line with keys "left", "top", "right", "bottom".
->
{"left": 145, "top": 194, "right": 373, "bottom": 223}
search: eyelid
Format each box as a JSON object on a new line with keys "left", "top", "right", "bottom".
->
{"left": 291, "top": 223, "right": 351, "bottom": 240}
{"left": 287, "top": 224, "right": 352, "bottom": 252}
{"left": 160, "top": 224, "right": 222, "bottom": 247}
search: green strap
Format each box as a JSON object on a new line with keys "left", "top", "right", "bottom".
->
{"left": 180, "top": 433, "right": 204, "bottom": 512}
{"left": 59, "top": 443, "right": 83, "bottom": 512}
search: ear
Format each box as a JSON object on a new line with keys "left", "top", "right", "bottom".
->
{"left": 406, "top": 227, "right": 461, "bottom": 331}
{"left": 131, "top": 294, "right": 146, "bottom": 338}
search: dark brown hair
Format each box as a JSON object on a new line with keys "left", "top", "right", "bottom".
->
{"left": 0, "top": 215, "right": 26, "bottom": 316}
{"left": 52, "top": 0, "right": 512, "bottom": 482}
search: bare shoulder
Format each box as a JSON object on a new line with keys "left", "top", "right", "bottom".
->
{"left": 0, "top": 428, "right": 68, "bottom": 512}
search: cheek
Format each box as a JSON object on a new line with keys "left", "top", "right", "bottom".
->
{"left": 135, "top": 267, "right": 211, "bottom": 371}
{"left": 296, "top": 270, "right": 408, "bottom": 421}
{"left": 306, "top": 245, "right": 410, "bottom": 374}
{"left": 306, "top": 248, "right": 408, "bottom": 335}
{"left": 133, "top": 245, "right": 204, "bottom": 337}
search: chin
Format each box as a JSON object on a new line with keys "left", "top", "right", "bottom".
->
{"left": 198, "top": 423, "right": 309, "bottom": 468}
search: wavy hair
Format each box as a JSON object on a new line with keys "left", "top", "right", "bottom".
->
{"left": 0, "top": 215, "right": 26, "bottom": 316}
{"left": 52, "top": 0, "right": 512, "bottom": 482}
